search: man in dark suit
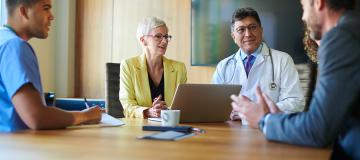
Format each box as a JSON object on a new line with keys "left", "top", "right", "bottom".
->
{"left": 231, "top": 0, "right": 360, "bottom": 159}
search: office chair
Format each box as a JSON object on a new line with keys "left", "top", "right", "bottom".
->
{"left": 295, "top": 63, "right": 312, "bottom": 111}
{"left": 105, "top": 62, "right": 124, "bottom": 118}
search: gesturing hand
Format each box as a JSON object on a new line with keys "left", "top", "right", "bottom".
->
{"left": 230, "top": 87, "right": 271, "bottom": 128}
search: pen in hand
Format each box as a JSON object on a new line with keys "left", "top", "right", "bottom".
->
{"left": 154, "top": 95, "right": 162, "bottom": 102}
{"left": 84, "top": 97, "right": 90, "bottom": 109}
{"left": 153, "top": 94, "right": 168, "bottom": 110}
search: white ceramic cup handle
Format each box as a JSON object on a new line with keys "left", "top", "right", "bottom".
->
{"left": 163, "top": 112, "right": 169, "bottom": 122}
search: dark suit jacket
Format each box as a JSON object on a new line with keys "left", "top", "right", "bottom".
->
{"left": 265, "top": 11, "right": 360, "bottom": 159}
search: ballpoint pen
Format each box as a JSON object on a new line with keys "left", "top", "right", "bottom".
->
{"left": 192, "top": 127, "right": 206, "bottom": 134}
{"left": 84, "top": 97, "right": 90, "bottom": 109}
{"left": 154, "top": 95, "right": 168, "bottom": 110}
{"left": 154, "top": 95, "right": 162, "bottom": 102}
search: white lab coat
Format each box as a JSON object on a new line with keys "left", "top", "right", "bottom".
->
{"left": 212, "top": 43, "right": 305, "bottom": 113}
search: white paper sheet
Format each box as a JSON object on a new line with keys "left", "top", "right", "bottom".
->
{"left": 148, "top": 118, "right": 162, "bottom": 122}
{"left": 68, "top": 113, "right": 125, "bottom": 129}
{"left": 99, "top": 113, "right": 125, "bottom": 126}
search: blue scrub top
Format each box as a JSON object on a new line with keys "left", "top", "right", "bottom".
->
{"left": 0, "top": 27, "right": 44, "bottom": 132}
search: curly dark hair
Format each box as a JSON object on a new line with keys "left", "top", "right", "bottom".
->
{"left": 303, "top": 28, "right": 319, "bottom": 63}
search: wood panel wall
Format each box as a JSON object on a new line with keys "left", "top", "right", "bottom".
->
{"left": 76, "top": 0, "right": 215, "bottom": 98}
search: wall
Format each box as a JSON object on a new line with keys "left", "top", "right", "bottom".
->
{"left": 76, "top": 0, "right": 215, "bottom": 98}
{"left": 29, "top": 0, "right": 76, "bottom": 98}
{"left": 13, "top": 0, "right": 360, "bottom": 99}
{"left": 53, "top": 0, "right": 76, "bottom": 98}
{"left": 0, "top": 0, "right": 7, "bottom": 25}
{"left": 29, "top": 34, "right": 56, "bottom": 92}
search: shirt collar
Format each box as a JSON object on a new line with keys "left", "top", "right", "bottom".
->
{"left": 239, "top": 43, "right": 263, "bottom": 61}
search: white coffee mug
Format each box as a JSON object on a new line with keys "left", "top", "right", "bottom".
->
{"left": 241, "top": 119, "right": 249, "bottom": 126}
{"left": 239, "top": 112, "right": 248, "bottom": 125}
{"left": 161, "top": 110, "right": 180, "bottom": 126}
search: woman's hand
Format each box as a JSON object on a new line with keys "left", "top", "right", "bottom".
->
{"left": 145, "top": 95, "right": 167, "bottom": 118}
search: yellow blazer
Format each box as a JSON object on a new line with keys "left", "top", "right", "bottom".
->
{"left": 119, "top": 54, "right": 187, "bottom": 118}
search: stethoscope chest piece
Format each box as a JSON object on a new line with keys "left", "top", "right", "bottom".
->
{"left": 269, "top": 82, "right": 277, "bottom": 90}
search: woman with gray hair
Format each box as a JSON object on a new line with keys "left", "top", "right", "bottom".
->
{"left": 120, "top": 17, "right": 187, "bottom": 118}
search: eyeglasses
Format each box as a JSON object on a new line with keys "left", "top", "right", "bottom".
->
{"left": 145, "top": 34, "right": 172, "bottom": 42}
{"left": 234, "top": 24, "right": 259, "bottom": 35}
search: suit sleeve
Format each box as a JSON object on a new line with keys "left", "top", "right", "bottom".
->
{"left": 180, "top": 63, "right": 187, "bottom": 84}
{"left": 119, "top": 61, "right": 148, "bottom": 118}
{"left": 265, "top": 28, "right": 360, "bottom": 147}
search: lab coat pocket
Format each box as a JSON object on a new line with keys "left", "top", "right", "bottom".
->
{"left": 260, "top": 78, "right": 279, "bottom": 102}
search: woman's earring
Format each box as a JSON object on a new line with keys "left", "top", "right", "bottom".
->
{"left": 140, "top": 37, "right": 147, "bottom": 46}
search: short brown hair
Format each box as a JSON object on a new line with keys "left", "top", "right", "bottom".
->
{"left": 326, "top": 0, "right": 355, "bottom": 10}
{"left": 309, "top": 0, "right": 356, "bottom": 10}
{"left": 6, "top": 0, "right": 41, "bottom": 16}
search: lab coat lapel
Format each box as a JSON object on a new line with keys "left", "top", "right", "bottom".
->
{"left": 252, "top": 43, "right": 268, "bottom": 69}
{"left": 242, "top": 43, "right": 268, "bottom": 100}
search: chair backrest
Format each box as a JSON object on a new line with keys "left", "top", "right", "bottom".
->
{"left": 105, "top": 62, "right": 124, "bottom": 118}
{"left": 296, "top": 63, "right": 316, "bottom": 111}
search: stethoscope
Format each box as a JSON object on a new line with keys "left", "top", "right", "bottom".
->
{"left": 223, "top": 42, "right": 277, "bottom": 90}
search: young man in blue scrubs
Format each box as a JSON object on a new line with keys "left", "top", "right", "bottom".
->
{"left": 0, "top": 0, "right": 102, "bottom": 132}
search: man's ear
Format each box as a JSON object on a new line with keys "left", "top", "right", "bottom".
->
{"left": 19, "top": 6, "right": 30, "bottom": 19}
{"left": 314, "top": 0, "right": 325, "bottom": 11}
{"left": 231, "top": 33, "right": 236, "bottom": 43}
{"left": 259, "top": 26, "right": 263, "bottom": 35}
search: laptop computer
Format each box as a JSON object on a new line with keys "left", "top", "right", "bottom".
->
{"left": 170, "top": 84, "right": 241, "bottom": 123}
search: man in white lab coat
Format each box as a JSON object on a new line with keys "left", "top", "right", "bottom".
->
{"left": 212, "top": 8, "right": 304, "bottom": 121}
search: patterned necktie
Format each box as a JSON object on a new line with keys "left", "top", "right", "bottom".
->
{"left": 245, "top": 55, "right": 254, "bottom": 77}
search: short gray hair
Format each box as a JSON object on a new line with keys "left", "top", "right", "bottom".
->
{"left": 136, "top": 17, "right": 167, "bottom": 42}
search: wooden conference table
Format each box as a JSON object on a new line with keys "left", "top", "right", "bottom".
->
{"left": 0, "top": 118, "right": 331, "bottom": 160}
